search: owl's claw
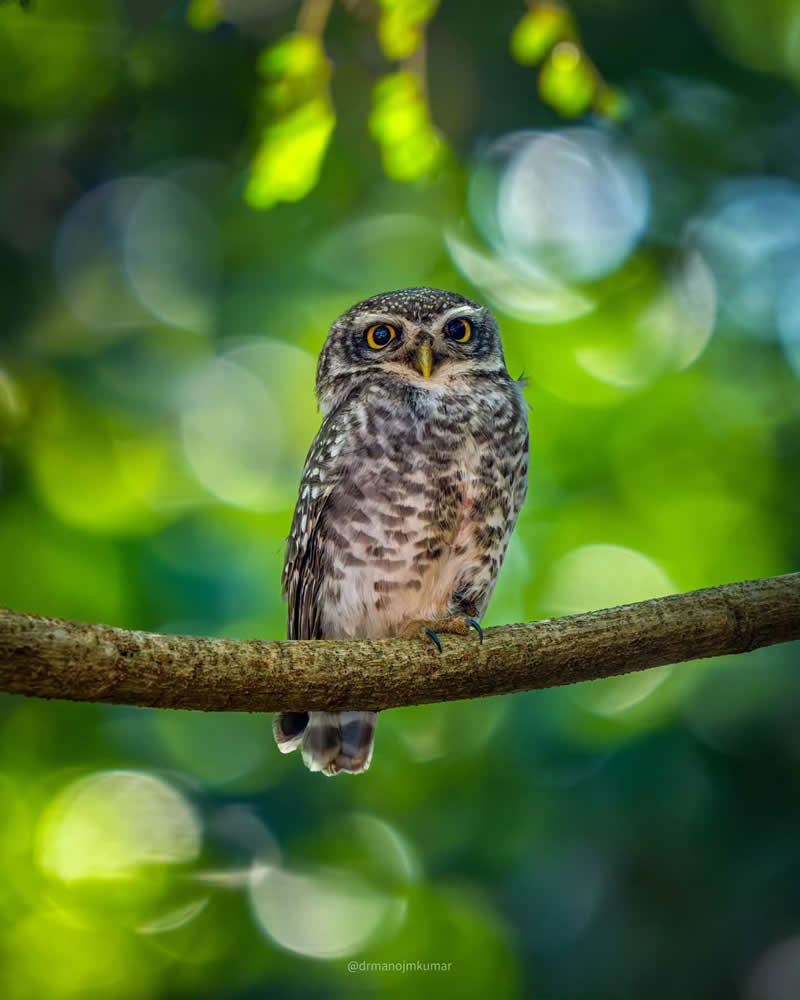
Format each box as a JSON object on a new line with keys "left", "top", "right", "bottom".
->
{"left": 465, "top": 618, "right": 484, "bottom": 643}
{"left": 424, "top": 627, "right": 443, "bottom": 654}
{"left": 402, "top": 616, "right": 483, "bottom": 653}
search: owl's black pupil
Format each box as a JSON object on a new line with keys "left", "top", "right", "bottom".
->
{"left": 371, "top": 326, "right": 392, "bottom": 345}
{"left": 448, "top": 319, "right": 467, "bottom": 338}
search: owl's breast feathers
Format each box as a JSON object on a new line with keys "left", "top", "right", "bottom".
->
{"left": 282, "top": 371, "right": 528, "bottom": 641}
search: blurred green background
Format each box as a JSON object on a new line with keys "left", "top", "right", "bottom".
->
{"left": 2, "top": 1, "right": 800, "bottom": 998}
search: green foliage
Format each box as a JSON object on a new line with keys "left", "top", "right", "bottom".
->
{"left": 186, "top": 0, "right": 223, "bottom": 32}
{"left": 0, "top": 0, "right": 116, "bottom": 113}
{"left": 376, "top": 0, "right": 440, "bottom": 61}
{"left": 369, "top": 71, "right": 446, "bottom": 181}
{"left": 538, "top": 40, "right": 595, "bottom": 118}
{"left": 510, "top": 2, "right": 628, "bottom": 121}
{"left": 201, "top": 0, "right": 624, "bottom": 210}
{"left": 246, "top": 34, "right": 336, "bottom": 209}
{"left": 510, "top": 2, "right": 574, "bottom": 66}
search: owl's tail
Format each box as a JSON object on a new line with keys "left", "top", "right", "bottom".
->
{"left": 272, "top": 711, "right": 377, "bottom": 776}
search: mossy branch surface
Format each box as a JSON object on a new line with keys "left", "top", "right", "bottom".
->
{"left": 1, "top": 574, "right": 798, "bottom": 713}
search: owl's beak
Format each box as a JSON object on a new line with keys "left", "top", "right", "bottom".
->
{"left": 413, "top": 341, "right": 434, "bottom": 378}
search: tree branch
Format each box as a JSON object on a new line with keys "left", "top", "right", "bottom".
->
{"left": 0, "top": 574, "right": 798, "bottom": 713}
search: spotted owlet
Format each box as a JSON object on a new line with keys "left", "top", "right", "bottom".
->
{"left": 273, "top": 288, "right": 529, "bottom": 775}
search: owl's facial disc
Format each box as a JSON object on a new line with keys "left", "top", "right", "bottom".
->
{"left": 315, "top": 290, "right": 509, "bottom": 415}
{"left": 360, "top": 305, "right": 499, "bottom": 382}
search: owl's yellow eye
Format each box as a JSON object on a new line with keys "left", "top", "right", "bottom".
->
{"left": 365, "top": 324, "right": 397, "bottom": 350}
{"left": 445, "top": 317, "right": 472, "bottom": 343}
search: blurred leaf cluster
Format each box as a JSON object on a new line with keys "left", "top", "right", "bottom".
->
{"left": 234, "top": 0, "right": 625, "bottom": 209}
{"left": 242, "top": 0, "right": 449, "bottom": 205}
{"left": 247, "top": 33, "right": 336, "bottom": 208}
{"left": 1, "top": 1, "right": 800, "bottom": 999}
{"left": 376, "top": 0, "right": 439, "bottom": 61}
{"left": 369, "top": 71, "right": 446, "bottom": 181}
{"left": 511, "top": 2, "right": 626, "bottom": 119}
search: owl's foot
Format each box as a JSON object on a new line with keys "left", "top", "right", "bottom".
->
{"left": 400, "top": 616, "right": 483, "bottom": 653}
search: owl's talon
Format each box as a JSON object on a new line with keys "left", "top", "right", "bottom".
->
{"left": 401, "top": 616, "right": 480, "bottom": 649}
{"left": 424, "top": 627, "right": 443, "bottom": 654}
{"left": 465, "top": 618, "right": 484, "bottom": 643}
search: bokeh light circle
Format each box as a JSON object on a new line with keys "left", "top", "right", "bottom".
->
{"left": 247, "top": 812, "right": 413, "bottom": 959}
{"left": 694, "top": 177, "right": 800, "bottom": 340}
{"left": 311, "top": 213, "right": 443, "bottom": 290}
{"left": 152, "top": 710, "right": 272, "bottom": 787}
{"left": 249, "top": 864, "right": 403, "bottom": 959}
{"left": 55, "top": 177, "right": 152, "bottom": 333}
{"left": 180, "top": 356, "right": 281, "bottom": 509}
{"left": 445, "top": 227, "right": 595, "bottom": 324}
{"left": 574, "top": 248, "right": 717, "bottom": 388}
{"left": 544, "top": 543, "right": 676, "bottom": 618}
{"left": 469, "top": 127, "right": 649, "bottom": 286}
{"left": 744, "top": 934, "right": 800, "bottom": 1000}
{"left": 38, "top": 770, "right": 202, "bottom": 882}
{"left": 55, "top": 175, "right": 219, "bottom": 336}
{"left": 544, "top": 544, "right": 676, "bottom": 714}
{"left": 123, "top": 178, "right": 219, "bottom": 333}
{"left": 177, "top": 339, "right": 317, "bottom": 511}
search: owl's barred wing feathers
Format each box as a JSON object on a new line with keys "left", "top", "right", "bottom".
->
{"left": 281, "top": 427, "right": 337, "bottom": 641}
{"left": 511, "top": 424, "right": 530, "bottom": 526}
{"left": 277, "top": 423, "right": 380, "bottom": 776}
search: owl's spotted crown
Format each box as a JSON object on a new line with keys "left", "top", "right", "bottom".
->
{"left": 341, "top": 287, "right": 481, "bottom": 324}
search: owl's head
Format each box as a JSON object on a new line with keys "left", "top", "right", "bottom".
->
{"left": 316, "top": 287, "right": 508, "bottom": 414}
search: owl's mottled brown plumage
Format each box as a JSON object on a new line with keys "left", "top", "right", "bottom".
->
{"left": 274, "top": 287, "right": 529, "bottom": 775}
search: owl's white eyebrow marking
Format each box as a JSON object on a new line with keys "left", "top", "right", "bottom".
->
{"left": 435, "top": 305, "right": 483, "bottom": 328}
{"left": 356, "top": 312, "right": 406, "bottom": 327}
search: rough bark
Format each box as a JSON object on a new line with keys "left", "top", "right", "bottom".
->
{"left": 0, "top": 573, "right": 798, "bottom": 713}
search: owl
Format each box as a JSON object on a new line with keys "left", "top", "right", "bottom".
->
{"left": 273, "top": 287, "right": 529, "bottom": 775}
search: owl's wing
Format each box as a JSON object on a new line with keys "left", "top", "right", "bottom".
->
{"left": 511, "top": 428, "right": 529, "bottom": 525}
{"left": 282, "top": 431, "right": 337, "bottom": 641}
{"left": 509, "top": 384, "right": 530, "bottom": 527}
